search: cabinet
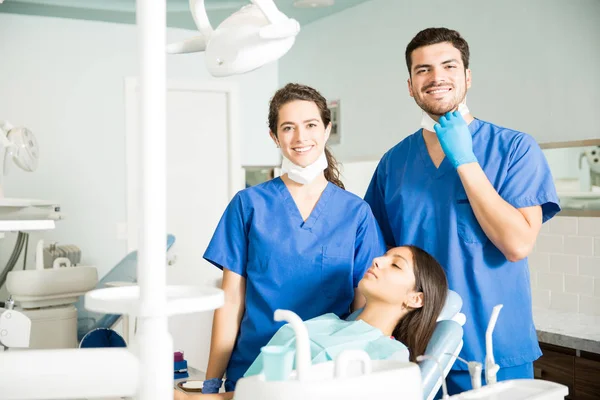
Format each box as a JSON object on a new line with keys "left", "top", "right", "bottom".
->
{"left": 534, "top": 342, "right": 600, "bottom": 400}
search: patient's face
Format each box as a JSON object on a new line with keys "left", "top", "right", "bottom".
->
{"left": 359, "top": 246, "right": 418, "bottom": 306}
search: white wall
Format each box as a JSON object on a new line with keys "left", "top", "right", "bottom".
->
{"left": 0, "top": 13, "right": 279, "bottom": 290}
{"left": 530, "top": 217, "right": 600, "bottom": 316}
{"left": 279, "top": 0, "right": 600, "bottom": 162}
{"left": 279, "top": 0, "right": 600, "bottom": 316}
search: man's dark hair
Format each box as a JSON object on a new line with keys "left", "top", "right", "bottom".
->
{"left": 405, "top": 28, "right": 470, "bottom": 76}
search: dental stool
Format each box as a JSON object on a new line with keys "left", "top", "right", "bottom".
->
{"left": 347, "top": 289, "right": 465, "bottom": 400}
{"left": 75, "top": 234, "right": 176, "bottom": 344}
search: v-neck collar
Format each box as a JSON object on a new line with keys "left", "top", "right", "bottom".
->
{"left": 417, "top": 118, "right": 482, "bottom": 179}
{"left": 275, "top": 177, "right": 334, "bottom": 231}
{"left": 418, "top": 130, "right": 452, "bottom": 179}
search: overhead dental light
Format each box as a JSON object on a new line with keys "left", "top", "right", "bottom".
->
{"left": 0, "top": 120, "right": 39, "bottom": 199}
{"left": 167, "top": 0, "right": 301, "bottom": 77}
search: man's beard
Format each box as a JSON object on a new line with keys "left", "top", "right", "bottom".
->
{"left": 413, "top": 81, "right": 467, "bottom": 116}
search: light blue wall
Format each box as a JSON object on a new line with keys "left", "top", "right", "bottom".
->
{"left": 279, "top": 0, "right": 600, "bottom": 162}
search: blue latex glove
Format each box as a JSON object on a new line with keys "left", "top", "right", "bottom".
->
{"left": 202, "top": 378, "right": 223, "bottom": 394}
{"left": 433, "top": 110, "right": 477, "bottom": 168}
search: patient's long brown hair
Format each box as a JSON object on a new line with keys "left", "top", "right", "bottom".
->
{"left": 393, "top": 246, "right": 448, "bottom": 362}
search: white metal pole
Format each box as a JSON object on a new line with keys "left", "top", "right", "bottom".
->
{"left": 136, "top": 0, "right": 172, "bottom": 399}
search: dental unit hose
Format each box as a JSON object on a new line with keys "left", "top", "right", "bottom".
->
{"left": 0, "top": 232, "right": 28, "bottom": 289}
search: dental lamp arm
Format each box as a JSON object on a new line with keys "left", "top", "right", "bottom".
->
{"left": 190, "top": 0, "right": 213, "bottom": 38}
{"left": 274, "top": 309, "right": 311, "bottom": 381}
{"left": 166, "top": 0, "right": 212, "bottom": 54}
{"left": 166, "top": 36, "right": 208, "bottom": 54}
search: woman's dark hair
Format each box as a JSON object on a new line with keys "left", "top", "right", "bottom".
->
{"left": 392, "top": 245, "right": 448, "bottom": 362}
{"left": 268, "top": 83, "right": 344, "bottom": 189}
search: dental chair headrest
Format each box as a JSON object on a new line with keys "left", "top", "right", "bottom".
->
{"left": 437, "top": 290, "right": 462, "bottom": 322}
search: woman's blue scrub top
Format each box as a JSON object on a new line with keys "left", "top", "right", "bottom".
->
{"left": 364, "top": 119, "right": 560, "bottom": 370}
{"left": 204, "top": 177, "right": 387, "bottom": 384}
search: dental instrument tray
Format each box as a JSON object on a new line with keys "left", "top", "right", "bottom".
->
{"left": 85, "top": 285, "right": 224, "bottom": 317}
{"left": 235, "top": 357, "right": 424, "bottom": 400}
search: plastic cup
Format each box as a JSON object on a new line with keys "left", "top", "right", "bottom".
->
{"left": 260, "top": 345, "right": 295, "bottom": 382}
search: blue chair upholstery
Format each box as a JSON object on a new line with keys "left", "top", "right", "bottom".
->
{"left": 74, "top": 234, "right": 176, "bottom": 342}
{"left": 419, "top": 320, "right": 463, "bottom": 399}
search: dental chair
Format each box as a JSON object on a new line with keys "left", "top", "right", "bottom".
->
{"left": 75, "top": 234, "right": 176, "bottom": 344}
{"left": 347, "top": 290, "right": 465, "bottom": 400}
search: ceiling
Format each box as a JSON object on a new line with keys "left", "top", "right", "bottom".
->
{"left": 0, "top": 0, "right": 371, "bottom": 30}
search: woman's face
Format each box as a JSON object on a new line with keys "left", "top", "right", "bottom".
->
{"left": 359, "top": 246, "right": 423, "bottom": 309}
{"left": 271, "top": 100, "right": 330, "bottom": 167}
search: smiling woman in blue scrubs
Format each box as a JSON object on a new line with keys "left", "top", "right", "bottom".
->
{"left": 200, "top": 83, "right": 386, "bottom": 394}
{"left": 365, "top": 28, "right": 560, "bottom": 396}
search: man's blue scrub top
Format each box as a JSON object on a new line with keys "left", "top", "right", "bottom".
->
{"left": 365, "top": 119, "right": 560, "bottom": 370}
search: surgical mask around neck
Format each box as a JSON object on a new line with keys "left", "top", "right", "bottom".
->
{"left": 420, "top": 102, "right": 470, "bottom": 132}
{"left": 280, "top": 150, "right": 328, "bottom": 185}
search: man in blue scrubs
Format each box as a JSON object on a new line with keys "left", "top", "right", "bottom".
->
{"left": 364, "top": 27, "right": 560, "bottom": 396}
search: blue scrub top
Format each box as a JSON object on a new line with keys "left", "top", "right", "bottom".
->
{"left": 364, "top": 119, "right": 560, "bottom": 370}
{"left": 204, "top": 177, "right": 387, "bottom": 384}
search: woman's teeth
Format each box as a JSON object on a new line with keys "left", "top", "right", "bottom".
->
{"left": 294, "top": 146, "right": 312, "bottom": 153}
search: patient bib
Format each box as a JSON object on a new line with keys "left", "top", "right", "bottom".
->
{"left": 244, "top": 313, "right": 409, "bottom": 377}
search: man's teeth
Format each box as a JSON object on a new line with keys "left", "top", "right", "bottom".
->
{"left": 429, "top": 88, "right": 450, "bottom": 94}
{"left": 294, "top": 146, "right": 312, "bottom": 153}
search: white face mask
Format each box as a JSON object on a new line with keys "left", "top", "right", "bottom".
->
{"left": 420, "top": 102, "right": 470, "bottom": 132}
{"left": 280, "top": 151, "right": 328, "bottom": 185}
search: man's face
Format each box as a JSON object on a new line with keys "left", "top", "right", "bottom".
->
{"left": 407, "top": 42, "right": 471, "bottom": 116}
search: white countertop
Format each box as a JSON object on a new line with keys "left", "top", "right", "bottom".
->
{"left": 533, "top": 307, "right": 600, "bottom": 354}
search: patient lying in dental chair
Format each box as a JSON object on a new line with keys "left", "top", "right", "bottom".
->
{"left": 174, "top": 245, "right": 448, "bottom": 400}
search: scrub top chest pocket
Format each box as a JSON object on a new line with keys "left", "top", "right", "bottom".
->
{"left": 455, "top": 191, "right": 488, "bottom": 244}
{"left": 321, "top": 244, "right": 354, "bottom": 299}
